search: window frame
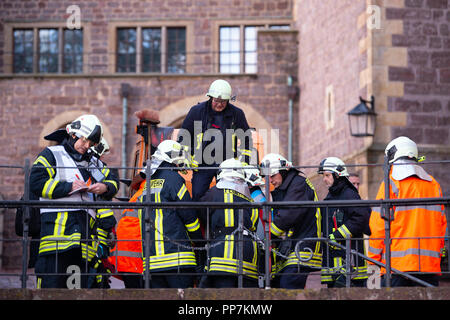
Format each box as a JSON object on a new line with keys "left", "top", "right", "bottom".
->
{"left": 109, "top": 21, "right": 193, "bottom": 74}
{"left": 213, "top": 20, "right": 292, "bottom": 74}
{"left": 4, "top": 22, "right": 89, "bottom": 74}
{"left": 12, "top": 29, "right": 34, "bottom": 73}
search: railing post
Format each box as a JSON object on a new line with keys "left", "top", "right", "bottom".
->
{"left": 21, "top": 158, "right": 30, "bottom": 289}
{"left": 382, "top": 155, "right": 392, "bottom": 287}
{"left": 238, "top": 208, "right": 244, "bottom": 288}
{"left": 144, "top": 163, "right": 152, "bottom": 289}
{"left": 345, "top": 237, "right": 351, "bottom": 287}
{"left": 205, "top": 207, "right": 211, "bottom": 284}
{"left": 262, "top": 161, "right": 272, "bottom": 289}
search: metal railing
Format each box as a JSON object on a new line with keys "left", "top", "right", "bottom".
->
{"left": 0, "top": 158, "right": 449, "bottom": 289}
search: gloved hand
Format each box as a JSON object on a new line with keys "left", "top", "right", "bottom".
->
{"left": 328, "top": 234, "right": 341, "bottom": 250}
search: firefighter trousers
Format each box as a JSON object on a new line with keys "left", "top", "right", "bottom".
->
{"left": 381, "top": 274, "right": 439, "bottom": 287}
{"left": 149, "top": 268, "right": 196, "bottom": 288}
{"left": 35, "top": 248, "right": 89, "bottom": 289}
{"left": 206, "top": 274, "right": 258, "bottom": 288}
{"left": 272, "top": 265, "right": 315, "bottom": 289}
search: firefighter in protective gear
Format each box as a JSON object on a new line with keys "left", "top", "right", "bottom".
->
{"left": 206, "top": 79, "right": 233, "bottom": 100}
{"left": 199, "top": 158, "right": 260, "bottom": 288}
{"left": 178, "top": 79, "right": 252, "bottom": 202}
{"left": 369, "top": 136, "right": 447, "bottom": 287}
{"left": 318, "top": 157, "right": 371, "bottom": 288}
{"left": 260, "top": 153, "right": 322, "bottom": 289}
{"left": 137, "top": 140, "right": 203, "bottom": 288}
{"left": 30, "top": 114, "right": 117, "bottom": 288}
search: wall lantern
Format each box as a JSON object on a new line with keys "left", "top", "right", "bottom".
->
{"left": 347, "top": 96, "right": 377, "bottom": 137}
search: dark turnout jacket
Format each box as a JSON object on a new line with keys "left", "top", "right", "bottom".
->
{"left": 138, "top": 162, "right": 203, "bottom": 272}
{"left": 270, "top": 169, "right": 322, "bottom": 271}
{"left": 179, "top": 99, "right": 252, "bottom": 165}
{"left": 200, "top": 185, "right": 259, "bottom": 279}
{"left": 29, "top": 141, "right": 117, "bottom": 257}
{"left": 320, "top": 177, "right": 371, "bottom": 284}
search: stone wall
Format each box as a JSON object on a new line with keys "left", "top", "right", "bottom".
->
{"left": 0, "top": 0, "right": 293, "bottom": 74}
{"left": 383, "top": 0, "right": 450, "bottom": 199}
{"left": 295, "top": 0, "right": 368, "bottom": 179}
{"left": 0, "top": 0, "right": 298, "bottom": 269}
{"left": 387, "top": 0, "right": 450, "bottom": 146}
{"left": 296, "top": 0, "right": 450, "bottom": 200}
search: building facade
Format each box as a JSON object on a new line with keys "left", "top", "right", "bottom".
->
{"left": 0, "top": 0, "right": 297, "bottom": 269}
{"left": 296, "top": 0, "right": 450, "bottom": 202}
{"left": 0, "top": 0, "right": 449, "bottom": 270}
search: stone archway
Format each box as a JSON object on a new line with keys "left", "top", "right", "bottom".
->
{"left": 38, "top": 111, "right": 113, "bottom": 148}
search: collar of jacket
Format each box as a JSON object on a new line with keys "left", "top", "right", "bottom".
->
{"left": 277, "top": 169, "right": 300, "bottom": 191}
{"left": 216, "top": 177, "right": 251, "bottom": 199}
{"left": 391, "top": 159, "right": 432, "bottom": 181}
{"left": 328, "top": 176, "right": 356, "bottom": 196}
{"left": 62, "top": 138, "right": 90, "bottom": 163}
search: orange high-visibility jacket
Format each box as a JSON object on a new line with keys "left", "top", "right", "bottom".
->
{"left": 109, "top": 181, "right": 145, "bottom": 274}
{"left": 368, "top": 167, "right": 447, "bottom": 274}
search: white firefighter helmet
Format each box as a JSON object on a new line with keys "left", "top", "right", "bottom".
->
{"left": 243, "top": 164, "right": 264, "bottom": 187}
{"left": 66, "top": 114, "right": 103, "bottom": 145}
{"left": 152, "top": 139, "right": 191, "bottom": 167}
{"left": 259, "top": 153, "right": 292, "bottom": 176}
{"left": 91, "top": 137, "right": 110, "bottom": 157}
{"left": 206, "top": 79, "right": 232, "bottom": 100}
{"left": 217, "top": 158, "right": 246, "bottom": 181}
{"left": 317, "top": 157, "right": 349, "bottom": 177}
{"left": 385, "top": 136, "right": 418, "bottom": 163}
{"left": 141, "top": 140, "right": 191, "bottom": 177}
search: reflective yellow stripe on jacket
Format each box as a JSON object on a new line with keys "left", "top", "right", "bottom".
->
{"left": 154, "top": 192, "right": 164, "bottom": 256}
{"left": 143, "top": 251, "right": 197, "bottom": 271}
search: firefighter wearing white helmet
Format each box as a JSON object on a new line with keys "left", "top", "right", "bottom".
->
{"left": 385, "top": 136, "right": 418, "bottom": 163}
{"left": 384, "top": 136, "right": 430, "bottom": 181}
{"left": 141, "top": 140, "right": 191, "bottom": 177}
{"left": 317, "top": 156, "right": 370, "bottom": 288}
{"left": 179, "top": 79, "right": 252, "bottom": 202}
{"left": 215, "top": 158, "right": 250, "bottom": 198}
{"left": 66, "top": 114, "right": 103, "bottom": 145}
{"left": 206, "top": 79, "right": 233, "bottom": 101}
{"left": 217, "top": 158, "right": 246, "bottom": 181}
{"left": 30, "top": 113, "right": 117, "bottom": 288}
{"left": 137, "top": 139, "right": 203, "bottom": 288}
{"left": 260, "top": 153, "right": 292, "bottom": 178}
{"left": 369, "top": 136, "right": 446, "bottom": 287}
{"left": 259, "top": 153, "right": 322, "bottom": 289}
{"left": 198, "top": 158, "right": 259, "bottom": 288}
{"left": 317, "top": 157, "right": 349, "bottom": 177}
